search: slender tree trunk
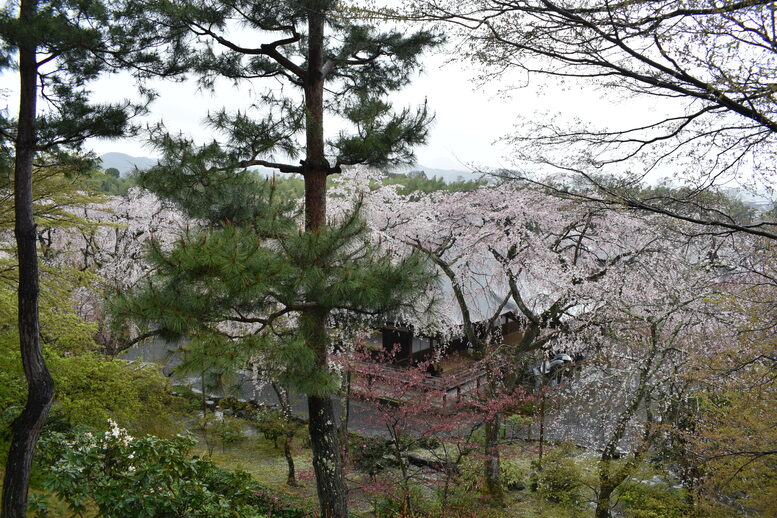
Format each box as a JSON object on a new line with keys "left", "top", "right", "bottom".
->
{"left": 538, "top": 390, "right": 545, "bottom": 467}
{"left": 338, "top": 369, "right": 351, "bottom": 464}
{"left": 302, "top": 8, "right": 327, "bottom": 230}
{"left": 272, "top": 383, "right": 298, "bottom": 487}
{"left": 389, "top": 431, "right": 412, "bottom": 514}
{"left": 594, "top": 408, "right": 636, "bottom": 518}
{"left": 299, "top": 7, "right": 348, "bottom": 518}
{"left": 483, "top": 414, "right": 503, "bottom": 500}
{"left": 2, "top": 2, "right": 55, "bottom": 515}
{"left": 200, "top": 371, "right": 207, "bottom": 418}
{"left": 284, "top": 434, "right": 298, "bottom": 487}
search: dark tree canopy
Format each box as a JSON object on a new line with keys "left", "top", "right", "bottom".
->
{"left": 138, "top": 0, "right": 438, "bottom": 179}
{"left": 0, "top": 0, "right": 174, "bottom": 163}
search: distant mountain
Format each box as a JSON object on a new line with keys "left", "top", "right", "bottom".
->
{"left": 99, "top": 152, "right": 158, "bottom": 176}
{"left": 394, "top": 166, "right": 486, "bottom": 183}
{"left": 722, "top": 186, "right": 774, "bottom": 210}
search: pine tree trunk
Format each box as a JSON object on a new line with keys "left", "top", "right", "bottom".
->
{"left": 300, "top": 305, "right": 347, "bottom": 517}
{"left": 307, "top": 392, "right": 348, "bottom": 518}
{"left": 2, "top": 2, "right": 55, "bottom": 515}
{"left": 338, "top": 370, "right": 351, "bottom": 464}
{"left": 300, "top": 304, "right": 347, "bottom": 516}
{"left": 299, "top": 7, "right": 348, "bottom": 517}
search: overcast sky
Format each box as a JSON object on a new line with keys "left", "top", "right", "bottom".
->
{"left": 0, "top": 35, "right": 661, "bottom": 173}
{"left": 76, "top": 51, "right": 510, "bottom": 170}
{"left": 71, "top": 44, "right": 647, "bottom": 172}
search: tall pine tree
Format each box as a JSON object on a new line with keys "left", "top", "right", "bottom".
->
{"left": 0, "top": 0, "right": 171, "bottom": 514}
{"left": 119, "top": 1, "right": 439, "bottom": 516}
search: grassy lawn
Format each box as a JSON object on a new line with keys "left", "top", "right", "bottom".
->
{"left": 188, "top": 421, "right": 382, "bottom": 517}
{"left": 197, "top": 433, "right": 313, "bottom": 487}
{"left": 187, "top": 419, "right": 589, "bottom": 518}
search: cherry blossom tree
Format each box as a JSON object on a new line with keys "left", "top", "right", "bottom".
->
{"left": 333, "top": 169, "right": 677, "bottom": 495}
{"left": 559, "top": 250, "right": 730, "bottom": 518}
{"left": 45, "top": 188, "right": 186, "bottom": 353}
{"left": 669, "top": 239, "right": 777, "bottom": 514}
{"left": 486, "top": 208, "right": 761, "bottom": 517}
{"left": 402, "top": 0, "right": 777, "bottom": 240}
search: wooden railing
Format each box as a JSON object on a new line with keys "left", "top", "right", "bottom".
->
{"left": 350, "top": 360, "right": 491, "bottom": 406}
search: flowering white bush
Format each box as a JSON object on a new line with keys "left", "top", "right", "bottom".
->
{"left": 38, "top": 421, "right": 302, "bottom": 517}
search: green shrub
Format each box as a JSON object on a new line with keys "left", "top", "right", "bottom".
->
{"left": 502, "top": 459, "right": 528, "bottom": 490}
{"left": 198, "top": 413, "right": 246, "bottom": 455}
{"left": 47, "top": 354, "right": 179, "bottom": 436}
{"left": 253, "top": 407, "right": 287, "bottom": 448}
{"left": 533, "top": 445, "right": 585, "bottom": 509}
{"left": 217, "top": 415, "right": 246, "bottom": 448}
{"left": 417, "top": 436, "right": 441, "bottom": 450}
{"left": 1, "top": 346, "right": 179, "bottom": 439}
{"left": 38, "top": 423, "right": 314, "bottom": 518}
{"left": 434, "top": 484, "right": 506, "bottom": 518}
{"left": 619, "top": 479, "right": 691, "bottom": 518}
{"left": 371, "top": 483, "right": 431, "bottom": 518}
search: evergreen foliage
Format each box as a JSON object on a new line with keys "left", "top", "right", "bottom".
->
{"left": 90, "top": 172, "right": 137, "bottom": 195}
{"left": 39, "top": 426, "right": 314, "bottom": 518}
{"left": 383, "top": 173, "right": 488, "bottom": 196}
{"left": 551, "top": 175, "right": 762, "bottom": 230}
{"left": 134, "top": 0, "right": 440, "bottom": 176}
{"left": 115, "top": 193, "right": 434, "bottom": 395}
{"left": 118, "top": 2, "right": 440, "bottom": 514}
{"left": 0, "top": 0, "right": 175, "bottom": 511}
{"left": 0, "top": 0, "right": 168, "bottom": 161}
{"left": 0, "top": 166, "right": 176, "bottom": 453}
